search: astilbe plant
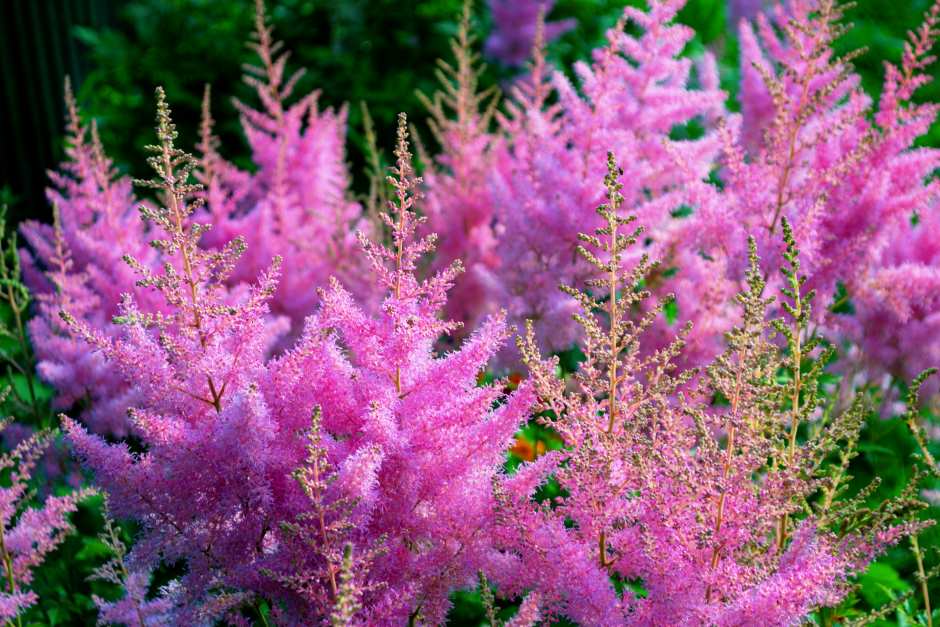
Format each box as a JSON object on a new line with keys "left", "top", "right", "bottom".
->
{"left": 418, "top": 1, "right": 500, "bottom": 333}
{"left": 475, "top": 25, "right": 583, "bottom": 363}
{"left": 694, "top": 0, "right": 940, "bottom": 384}
{"left": 493, "top": 155, "right": 930, "bottom": 625}
{"left": 417, "top": 0, "right": 940, "bottom": 378}
{"left": 0, "top": 410, "right": 92, "bottom": 624}
{"left": 838, "top": 1, "right": 940, "bottom": 394}
{"left": 198, "top": 0, "right": 370, "bottom": 333}
{"left": 257, "top": 115, "right": 533, "bottom": 624}
{"left": 13, "top": 0, "right": 940, "bottom": 623}
{"left": 20, "top": 80, "right": 162, "bottom": 436}
{"left": 60, "top": 87, "right": 289, "bottom": 622}
{"left": 23, "top": 1, "right": 369, "bottom": 439}
{"left": 445, "top": 0, "right": 727, "bottom": 365}
{"left": 62, "top": 98, "right": 533, "bottom": 623}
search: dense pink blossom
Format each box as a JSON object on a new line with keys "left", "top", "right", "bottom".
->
{"left": 25, "top": 3, "right": 370, "bottom": 436}
{"left": 199, "top": 1, "right": 370, "bottom": 333}
{"left": 832, "top": 2, "right": 940, "bottom": 392}
{"left": 419, "top": 5, "right": 501, "bottom": 331}
{"left": 16, "top": 0, "right": 940, "bottom": 623}
{"left": 844, "top": 206, "right": 940, "bottom": 394}
{"left": 20, "top": 82, "right": 161, "bottom": 436}
{"left": 64, "top": 108, "right": 532, "bottom": 623}
{"left": 699, "top": 0, "right": 940, "bottom": 371}
{"left": 464, "top": 0, "right": 726, "bottom": 364}
{"left": 495, "top": 164, "right": 923, "bottom": 623}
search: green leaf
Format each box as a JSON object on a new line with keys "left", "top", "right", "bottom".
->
{"left": 664, "top": 299, "right": 678, "bottom": 325}
{"left": 75, "top": 537, "right": 111, "bottom": 562}
{"left": 857, "top": 562, "right": 910, "bottom": 607}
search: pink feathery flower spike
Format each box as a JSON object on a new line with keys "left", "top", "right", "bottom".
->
{"left": 458, "top": 0, "right": 726, "bottom": 366}
{"left": 693, "top": 0, "right": 940, "bottom": 385}
{"left": 201, "top": 0, "right": 370, "bottom": 338}
{"left": 21, "top": 79, "right": 162, "bottom": 437}
{"left": 418, "top": 3, "right": 501, "bottom": 336}
{"left": 25, "top": 0, "right": 363, "bottom": 437}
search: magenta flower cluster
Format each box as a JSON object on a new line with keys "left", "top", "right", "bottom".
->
{"left": 0, "top": 421, "right": 92, "bottom": 622}
{"left": 16, "top": 0, "right": 940, "bottom": 624}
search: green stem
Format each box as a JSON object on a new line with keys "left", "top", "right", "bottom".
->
{"left": 1, "top": 530, "right": 22, "bottom": 627}
{"left": 913, "top": 535, "right": 933, "bottom": 627}
{"left": 5, "top": 284, "right": 38, "bottom": 419}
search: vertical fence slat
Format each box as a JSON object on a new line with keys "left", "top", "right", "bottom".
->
{"left": 0, "top": 0, "right": 116, "bottom": 225}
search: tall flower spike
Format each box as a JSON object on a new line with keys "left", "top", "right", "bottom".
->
{"left": 64, "top": 88, "right": 288, "bottom": 622}
{"left": 263, "top": 407, "right": 382, "bottom": 617}
{"left": 356, "top": 112, "right": 464, "bottom": 369}
{"left": 63, "top": 99, "right": 532, "bottom": 623}
{"left": 467, "top": 0, "right": 727, "bottom": 367}
{"left": 500, "top": 154, "right": 693, "bottom": 624}
{"left": 841, "top": 0, "right": 940, "bottom": 394}
{"left": 123, "top": 86, "right": 258, "bottom": 413}
{"left": 418, "top": 1, "right": 499, "bottom": 151}
{"left": 22, "top": 79, "right": 156, "bottom": 436}
{"left": 418, "top": 0, "right": 501, "bottom": 331}
{"left": 329, "top": 544, "right": 363, "bottom": 627}
{"left": 257, "top": 112, "right": 533, "bottom": 622}
{"left": 206, "top": 0, "right": 369, "bottom": 332}
{"left": 693, "top": 0, "right": 940, "bottom": 390}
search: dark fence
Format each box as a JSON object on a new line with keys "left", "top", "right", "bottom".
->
{"left": 0, "top": 0, "right": 116, "bottom": 225}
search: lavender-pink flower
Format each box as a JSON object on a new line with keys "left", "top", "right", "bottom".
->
{"left": 494, "top": 155, "right": 929, "bottom": 625}
{"left": 64, "top": 105, "right": 533, "bottom": 624}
